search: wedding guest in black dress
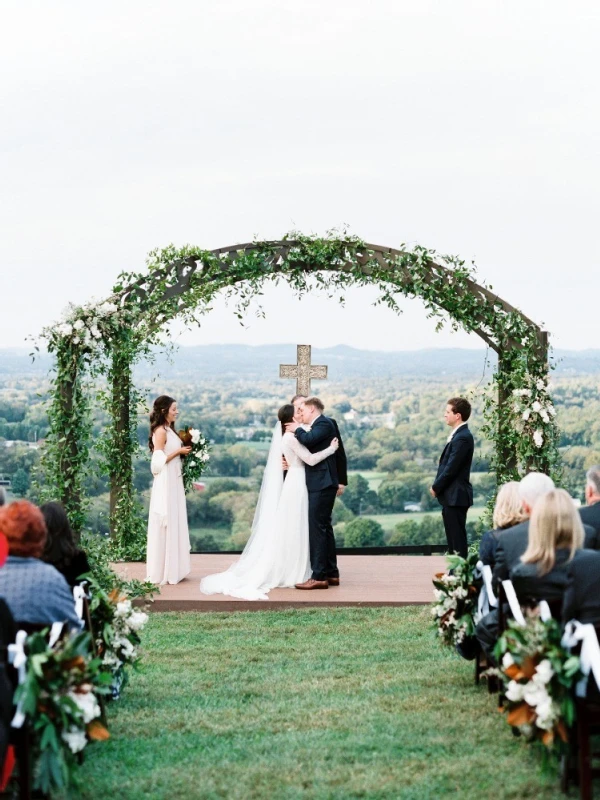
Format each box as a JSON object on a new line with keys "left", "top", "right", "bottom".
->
{"left": 511, "top": 488, "right": 585, "bottom": 606}
{"left": 41, "top": 501, "right": 91, "bottom": 588}
{"left": 479, "top": 481, "right": 527, "bottom": 569}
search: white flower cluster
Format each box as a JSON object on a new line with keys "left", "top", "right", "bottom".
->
{"left": 61, "top": 689, "right": 102, "bottom": 753}
{"left": 432, "top": 573, "right": 472, "bottom": 644}
{"left": 51, "top": 299, "right": 119, "bottom": 346}
{"left": 503, "top": 654, "right": 559, "bottom": 731}
{"left": 101, "top": 598, "right": 148, "bottom": 673}
{"left": 511, "top": 381, "right": 556, "bottom": 449}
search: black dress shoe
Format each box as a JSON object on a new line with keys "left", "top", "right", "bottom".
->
{"left": 327, "top": 577, "right": 340, "bottom": 586}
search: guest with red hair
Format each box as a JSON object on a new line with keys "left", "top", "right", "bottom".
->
{"left": 0, "top": 501, "right": 80, "bottom": 629}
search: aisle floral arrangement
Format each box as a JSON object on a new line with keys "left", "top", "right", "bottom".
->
{"left": 495, "top": 615, "right": 581, "bottom": 752}
{"left": 431, "top": 552, "right": 480, "bottom": 647}
{"left": 17, "top": 629, "right": 112, "bottom": 795}
{"left": 177, "top": 425, "right": 210, "bottom": 492}
{"left": 85, "top": 574, "right": 150, "bottom": 697}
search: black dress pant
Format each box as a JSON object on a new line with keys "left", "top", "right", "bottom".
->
{"left": 308, "top": 486, "right": 338, "bottom": 581}
{"left": 442, "top": 505, "right": 468, "bottom": 558}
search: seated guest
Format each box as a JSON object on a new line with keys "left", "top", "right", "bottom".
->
{"left": 479, "top": 481, "right": 527, "bottom": 568}
{"left": 492, "top": 472, "right": 555, "bottom": 591}
{"left": 0, "top": 500, "right": 81, "bottom": 629}
{"left": 477, "top": 472, "right": 555, "bottom": 661}
{"left": 511, "top": 488, "right": 585, "bottom": 605}
{"left": 562, "top": 549, "right": 600, "bottom": 626}
{"left": 579, "top": 465, "right": 600, "bottom": 546}
{"left": 41, "top": 501, "right": 91, "bottom": 588}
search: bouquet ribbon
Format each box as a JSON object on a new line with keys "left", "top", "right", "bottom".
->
{"left": 8, "top": 630, "right": 28, "bottom": 728}
{"left": 562, "top": 621, "right": 600, "bottom": 698}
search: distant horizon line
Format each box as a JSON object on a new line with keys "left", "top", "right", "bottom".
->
{"left": 2, "top": 343, "right": 600, "bottom": 356}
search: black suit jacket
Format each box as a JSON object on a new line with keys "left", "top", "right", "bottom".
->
{"left": 579, "top": 503, "right": 600, "bottom": 547}
{"left": 331, "top": 418, "right": 348, "bottom": 486}
{"left": 510, "top": 548, "right": 574, "bottom": 603}
{"left": 492, "top": 520, "right": 597, "bottom": 592}
{"left": 562, "top": 549, "right": 600, "bottom": 625}
{"left": 432, "top": 424, "right": 474, "bottom": 508}
{"left": 295, "top": 415, "right": 340, "bottom": 492}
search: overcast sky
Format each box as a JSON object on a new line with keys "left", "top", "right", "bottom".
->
{"left": 1, "top": 1, "right": 598, "bottom": 354}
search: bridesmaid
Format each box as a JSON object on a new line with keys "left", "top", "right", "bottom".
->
{"left": 146, "top": 395, "right": 192, "bottom": 585}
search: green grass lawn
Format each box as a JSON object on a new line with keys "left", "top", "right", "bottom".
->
{"left": 71, "top": 608, "right": 565, "bottom": 800}
{"left": 347, "top": 470, "right": 388, "bottom": 491}
{"left": 366, "top": 506, "right": 486, "bottom": 532}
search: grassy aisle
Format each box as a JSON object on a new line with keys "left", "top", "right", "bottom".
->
{"left": 72, "top": 608, "right": 563, "bottom": 800}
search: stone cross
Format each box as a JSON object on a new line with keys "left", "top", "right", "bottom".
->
{"left": 279, "top": 344, "right": 328, "bottom": 398}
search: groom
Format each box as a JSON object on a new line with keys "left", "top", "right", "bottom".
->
{"left": 286, "top": 397, "right": 346, "bottom": 590}
{"left": 430, "top": 397, "right": 474, "bottom": 558}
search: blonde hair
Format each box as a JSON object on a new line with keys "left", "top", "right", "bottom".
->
{"left": 492, "top": 481, "right": 528, "bottom": 530}
{"left": 521, "top": 488, "right": 585, "bottom": 576}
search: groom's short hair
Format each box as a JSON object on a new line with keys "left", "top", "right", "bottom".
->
{"left": 448, "top": 397, "right": 471, "bottom": 421}
{"left": 304, "top": 397, "right": 324, "bottom": 412}
{"left": 291, "top": 394, "right": 306, "bottom": 404}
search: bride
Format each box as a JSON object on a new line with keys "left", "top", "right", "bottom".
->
{"left": 199, "top": 403, "right": 339, "bottom": 600}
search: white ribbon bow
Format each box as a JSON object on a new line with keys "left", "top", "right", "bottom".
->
{"left": 502, "top": 580, "right": 526, "bottom": 626}
{"left": 73, "top": 584, "right": 87, "bottom": 621}
{"left": 562, "top": 621, "right": 600, "bottom": 698}
{"left": 8, "top": 630, "right": 28, "bottom": 729}
{"left": 474, "top": 561, "right": 498, "bottom": 624}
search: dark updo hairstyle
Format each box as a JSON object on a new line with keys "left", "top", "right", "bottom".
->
{"left": 278, "top": 404, "right": 295, "bottom": 437}
{"left": 41, "top": 501, "right": 78, "bottom": 571}
{"left": 149, "top": 395, "right": 176, "bottom": 452}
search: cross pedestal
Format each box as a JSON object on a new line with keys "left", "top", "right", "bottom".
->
{"left": 279, "top": 345, "right": 328, "bottom": 398}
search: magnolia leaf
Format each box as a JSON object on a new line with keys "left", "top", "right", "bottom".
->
{"left": 87, "top": 719, "right": 110, "bottom": 741}
{"left": 506, "top": 702, "right": 536, "bottom": 727}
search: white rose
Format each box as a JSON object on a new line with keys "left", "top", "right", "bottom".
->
{"left": 73, "top": 337, "right": 80, "bottom": 345}
{"left": 523, "top": 682, "right": 546, "bottom": 708}
{"left": 189, "top": 428, "right": 201, "bottom": 445}
{"left": 115, "top": 599, "right": 132, "bottom": 618}
{"left": 533, "top": 659, "right": 554, "bottom": 685}
{"left": 67, "top": 690, "right": 101, "bottom": 724}
{"left": 547, "top": 405, "right": 556, "bottom": 417}
{"left": 91, "top": 325, "right": 101, "bottom": 339}
{"left": 540, "top": 410, "right": 550, "bottom": 424}
{"left": 505, "top": 680, "right": 525, "bottom": 703}
{"left": 533, "top": 430, "right": 544, "bottom": 448}
{"left": 522, "top": 409, "right": 531, "bottom": 421}
{"left": 62, "top": 727, "right": 88, "bottom": 754}
{"left": 532, "top": 401, "right": 542, "bottom": 413}
{"left": 73, "top": 319, "right": 85, "bottom": 331}
{"left": 128, "top": 610, "right": 148, "bottom": 632}
{"left": 502, "top": 653, "right": 514, "bottom": 668}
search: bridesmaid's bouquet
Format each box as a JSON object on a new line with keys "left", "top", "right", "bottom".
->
{"left": 178, "top": 426, "right": 210, "bottom": 492}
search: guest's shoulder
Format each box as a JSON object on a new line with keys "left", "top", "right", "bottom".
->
{"left": 570, "top": 548, "right": 600, "bottom": 570}
{"left": 510, "top": 560, "right": 537, "bottom": 579}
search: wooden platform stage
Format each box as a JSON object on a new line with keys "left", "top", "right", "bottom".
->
{"left": 114, "top": 554, "right": 446, "bottom": 612}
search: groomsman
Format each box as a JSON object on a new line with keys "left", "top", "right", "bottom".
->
{"left": 430, "top": 397, "right": 474, "bottom": 558}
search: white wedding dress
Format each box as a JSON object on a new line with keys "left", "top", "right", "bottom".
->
{"left": 199, "top": 425, "right": 337, "bottom": 600}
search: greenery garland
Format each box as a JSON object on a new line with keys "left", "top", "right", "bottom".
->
{"left": 39, "top": 231, "right": 560, "bottom": 557}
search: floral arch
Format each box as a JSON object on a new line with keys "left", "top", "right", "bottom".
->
{"left": 39, "top": 232, "right": 560, "bottom": 558}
